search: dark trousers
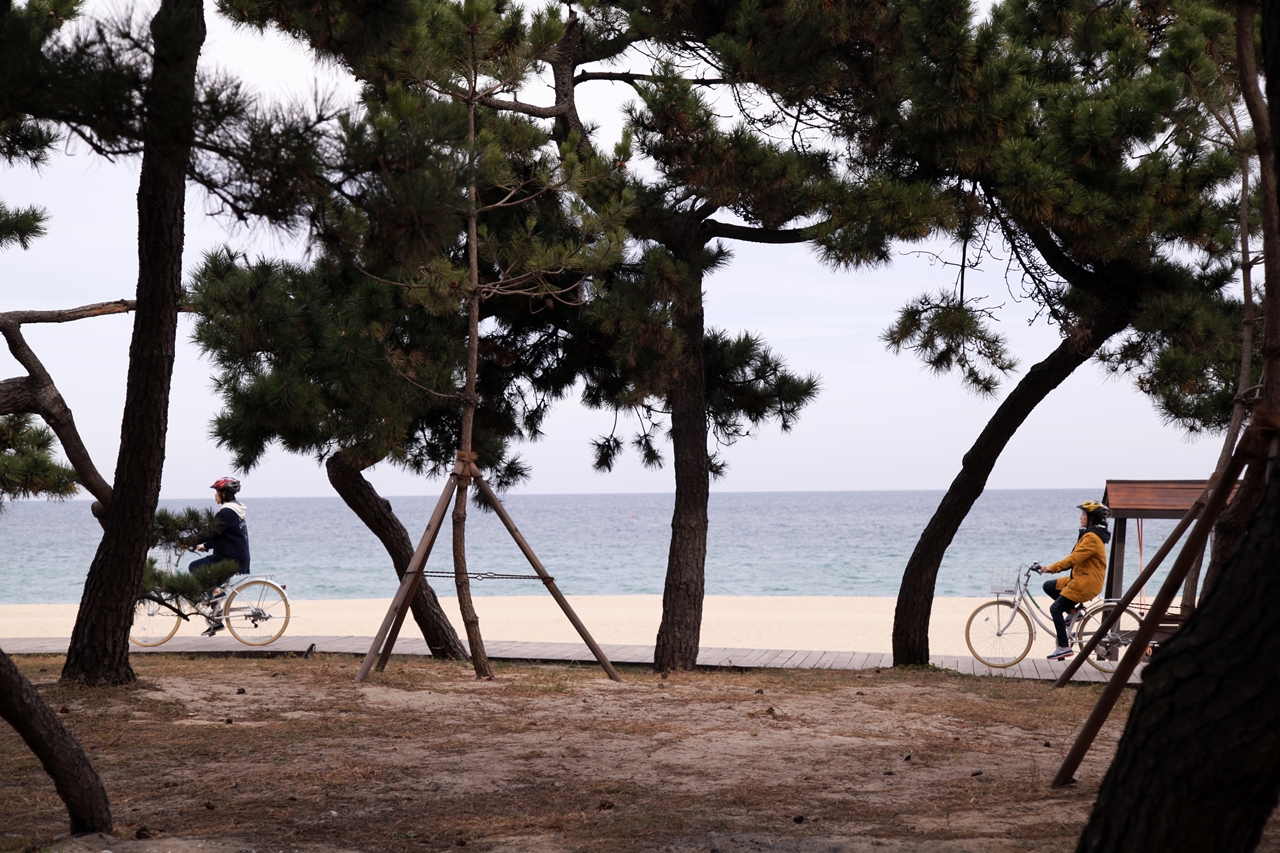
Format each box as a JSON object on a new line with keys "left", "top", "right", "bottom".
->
{"left": 1043, "top": 580, "right": 1079, "bottom": 648}
{"left": 189, "top": 554, "right": 245, "bottom": 575}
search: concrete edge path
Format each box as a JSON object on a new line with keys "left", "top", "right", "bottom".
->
{"left": 0, "top": 636, "right": 1142, "bottom": 685}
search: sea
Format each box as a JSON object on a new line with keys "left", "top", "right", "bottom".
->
{"left": 0, "top": 490, "right": 1190, "bottom": 605}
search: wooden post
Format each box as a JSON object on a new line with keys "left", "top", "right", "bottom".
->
{"left": 355, "top": 469, "right": 461, "bottom": 682}
{"left": 1105, "top": 517, "right": 1127, "bottom": 599}
{"left": 1051, "top": 446, "right": 1251, "bottom": 787}
{"left": 470, "top": 465, "right": 622, "bottom": 683}
{"left": 1053, "top": 500, "right": 1202, "bottom": 687}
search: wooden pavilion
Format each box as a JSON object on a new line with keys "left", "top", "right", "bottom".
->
{"left": 1100, "top": 479, "right": 1233, "bottom": 600}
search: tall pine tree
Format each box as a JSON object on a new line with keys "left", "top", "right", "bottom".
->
{"left": 869, "top": 0, "right": 1239, "bottom": 665}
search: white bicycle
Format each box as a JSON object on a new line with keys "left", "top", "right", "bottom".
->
{"left": 964, "top": 564, "right": 1142, "bottom": 670}
{"left": 131, "top": 571, "right": 291, "bottom": 647}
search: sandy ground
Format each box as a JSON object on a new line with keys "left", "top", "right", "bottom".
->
{"left": 0, "top": 654, "right": 1162, "bottom": 853}
{"left": 8, "top": 655, "right": 1277, "bottom": 853}
{"left": 0, "top": 595, "right": 1073, "bottom": 658}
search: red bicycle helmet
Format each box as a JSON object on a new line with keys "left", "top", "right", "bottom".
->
{"left": 210, "top": 477, "right": 241, "bottom": 493}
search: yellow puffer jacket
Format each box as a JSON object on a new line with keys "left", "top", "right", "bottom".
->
{"left": 1045, "top": 531, "right": 1108, "bottom": 604}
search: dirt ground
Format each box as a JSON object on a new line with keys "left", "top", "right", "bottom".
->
{"left": 2, "top": 654, "right": 1275, "bottom": 853}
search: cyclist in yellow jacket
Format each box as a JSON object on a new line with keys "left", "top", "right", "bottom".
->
{"left": 1037, "top": 500, "right": 1111, "bottom": 661}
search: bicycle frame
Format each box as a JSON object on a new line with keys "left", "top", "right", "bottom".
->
{"left": 993, "top": 565, "right": 1063, "bottom": 642}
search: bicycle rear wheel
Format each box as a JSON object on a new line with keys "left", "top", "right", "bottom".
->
{"left": 223, "top": 580, "right": 290, "bottom": 646}
{"left": 130, "top": 596, "right": 182, "bottom": 646}
{"left": 1077, "top": 604, "right": 1143, "bottom": 672}
{"left": 965, "top": 600, "right": 1034, "bottom": 668}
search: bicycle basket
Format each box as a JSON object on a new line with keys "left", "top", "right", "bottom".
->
{"left": 990, "top": 567, "right": 1019, "bottom": 595}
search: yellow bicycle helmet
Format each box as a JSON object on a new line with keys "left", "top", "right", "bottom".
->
{"left": 1077, "top": 500, "right": 1110, "bottom": 519}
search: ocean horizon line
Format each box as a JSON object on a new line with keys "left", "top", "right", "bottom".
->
{"left": 30, "top": 485, "right": 1106, "bottom": 503}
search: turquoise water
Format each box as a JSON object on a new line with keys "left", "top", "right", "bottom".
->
{"left": 0, "top": 490, "right": 1187, "bottom": 604}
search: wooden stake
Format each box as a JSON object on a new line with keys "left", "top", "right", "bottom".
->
{"left": 471, "top": 465, "right": 622, "bottom": 683}
{"left": 1051, "top": 442, "right": 1252, "bottom": 787}
{"left": 1053, "top": 499, "right": 1203, "bottom": 688}
{"left": 355, "top": 469, "right": 460, "bottom": 682}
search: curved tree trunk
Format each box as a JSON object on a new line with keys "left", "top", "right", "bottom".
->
{"left": 1075, "top": 461, "right": 1280, "bottom": 853}
{"left": 62, "top": 0, "right": 205, "bottom": 685}
{"left": 653, "top": 277, "right": 710, "bottom": 672}
{"left": 0, "top": 647, "right": 112, "bottom": 834}
{"left": 892, "top": 305, "right": 1132, "bottom": 665}
{"left": 325, "top": 451, "right": 467, "bottom": 659}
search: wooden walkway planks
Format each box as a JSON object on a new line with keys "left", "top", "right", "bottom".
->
{"left": 0, "top": 636, "right": 1144, "bottom": 684}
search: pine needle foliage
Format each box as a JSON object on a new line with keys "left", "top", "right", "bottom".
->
{"left": 859, "top": 0, "right": 1241, "bottom": 394}
{"left": 883, "top": 291, "right": 1019, "bottom": 396}
{"left": 190, "top": 250, "right": 548, "bottom": 487}
{"left": 579, "top": 68, "right": 829, "bottom": 476}
{"left": 0, "top": 414, "right": 77, "bottom": 511}
{"left": 140, "top": 557, "right": 239, "bottom": 601}
{"left": 140, "top": 507, "right": 240, "bottom": 600}
{"left": 0, "top": 0, "right": 75, "bottom": 252}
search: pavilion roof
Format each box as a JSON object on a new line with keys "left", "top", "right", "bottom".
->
{"left": 1102, "top": 479, "right": 1232, "bottom": 520}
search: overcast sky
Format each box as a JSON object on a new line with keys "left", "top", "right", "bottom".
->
{"left": 0, "top": 0, "right": 1229, "bottom": 500}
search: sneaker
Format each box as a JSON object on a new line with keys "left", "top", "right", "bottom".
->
{"left": 201, "top": 620, "right": 225, "bottom": 637}
{"left": 1047, "top": 646, "right": 1074, "bottom": 661}
{"left": 1066, "top": 608, "right": 1086, "bottom": 631}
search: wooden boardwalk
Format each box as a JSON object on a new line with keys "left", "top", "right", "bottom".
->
{"left": 1, "top": 636, "right": 1142, "bottom": 684}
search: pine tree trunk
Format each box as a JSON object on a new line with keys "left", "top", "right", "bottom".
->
{"left": 653, "top": 281, "right": 709, "bottom": 672}
{"left": 1190, "top": 145, "right": 1260, "bottom": 612}
{"left": 451, "top": 79, "right": 491, "bottom": 679}
{"left": 1075, "top": 466, "right": 1280, "bottom": 853}
{"left": 0, "top": 647, "right": 112, "bottom": 834}
{"left": 325, "top": 451, "right": 467, "bottom": 659}
{"left": 61, "top": 0, "right": 205, "bottom": 686}
{"left": 892, "top": 305, "right": 1131, "bottom": 666}
{"left": 452, "top": 480, "right": 491, "bottom": 677}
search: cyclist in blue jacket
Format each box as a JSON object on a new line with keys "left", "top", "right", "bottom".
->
{"left": 191, "top": 477, "right": 251, "bottom": 575}
{"left": 191, "top": 477, "right": 250, "bottom": 636}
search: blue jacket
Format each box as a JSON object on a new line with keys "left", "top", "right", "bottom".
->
{"left": 196, "top": 502, "right": 250, "bottom": 573}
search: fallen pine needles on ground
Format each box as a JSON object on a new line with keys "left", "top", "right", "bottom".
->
{"left": 2, "top": 654, "right": 1276, "bottom": 853}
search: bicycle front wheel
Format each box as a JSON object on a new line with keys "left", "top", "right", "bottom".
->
{"left": 1077, "top": 604, "right": 1143, "bottom": 673}
{"left": 965, "top": 600, "right": 1034, "bottom": 668}
{"left": 130, "top": 596, "right": 182, "bottom": 647}
{"left": 223, "top": 580, "right": 290, "bottom": 646}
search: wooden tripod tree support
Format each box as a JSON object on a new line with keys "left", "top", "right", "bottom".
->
{"left": 1050, "top": 439, "right": 1257, "bottom": 788}
{"left": 355, "top": 458, "right": 622, "bottom": 683}
{"left": 1051, "top": 499, "right": 1204, "bottom": 688}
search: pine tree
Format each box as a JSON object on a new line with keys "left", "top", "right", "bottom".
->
{"left": 580, "top": 69, "right": 832, "bottom": 671}
{"left": 211, "top": 0, "right": 630, "bottom": 677}
{"left": 1073, "top": 2, "right": 1280, "bottom": 846}
{"left": 865, "top": 0, "right": 1241, "bottom": 665}
{"left": 510, "top": 2, "right": 938, "bottom": 671}
{"left": 190, "top": 252, "right": 470, "bottom": 658}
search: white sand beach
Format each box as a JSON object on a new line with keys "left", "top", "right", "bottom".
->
{"left": 0, "top": 594, "right": 1069, "bottom": 658}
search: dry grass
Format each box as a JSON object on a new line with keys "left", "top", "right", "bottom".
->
{"left": 1, "top": 654, "right": 1275, "bottom": 853}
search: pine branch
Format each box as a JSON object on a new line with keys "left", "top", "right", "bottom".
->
{"left": 475, "top": 95, "right": 570, "bottom": 119}
{"left": 0, "top": 301, "right": 143, "bottom": 509}
{"left": 700, "top": 218, "right": 820, "bottom": 244}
